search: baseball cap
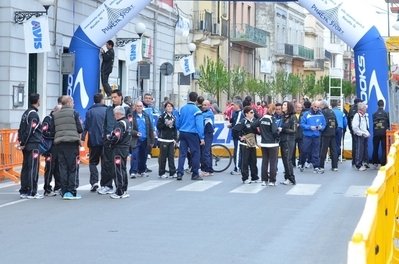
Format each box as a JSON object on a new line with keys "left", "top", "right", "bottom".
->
{"left": 354, "top": 98, "right": 363, "bottom": 104}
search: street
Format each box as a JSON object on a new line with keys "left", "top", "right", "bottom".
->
{"left": 0, "top": 155, "right": 378, "bottom": 264}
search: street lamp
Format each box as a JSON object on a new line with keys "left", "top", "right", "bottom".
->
{"left": 115, "top": 22, "right": 147, "bottom": 47}
{"left": 174, "top": 43, "right": 196, "bottom": 61}
{"left": 14, "top": 0, "right": 54, "bottom": 24}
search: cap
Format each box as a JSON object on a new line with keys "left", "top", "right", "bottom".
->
{"left": 354, "top": 98, "right": 363, "bottom": 104}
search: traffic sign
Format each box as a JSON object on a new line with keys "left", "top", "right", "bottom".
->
{"left": 385, "top": 37, "right": 399, "bottom": 52}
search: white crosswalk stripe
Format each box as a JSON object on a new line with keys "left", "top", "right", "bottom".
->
{"left": 344, "top": 186, "right": 369, "bottom": 197}
{"left": 229, "top": 183, "right": 265, "bottom": 194}
{"left": 286, "top": 184, "right": 321, "bottom": 196}
{"left": 128, "top": 180, "right": 173, "bottom": 191}
{"left": 177, "top": 181, "right": 222, "bottom": 192}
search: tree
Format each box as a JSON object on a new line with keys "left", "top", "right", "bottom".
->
{"left": 227, "top": 66, "right": 246, "bottom": 100}
{"left": 274, "top": 71, "right": 299, "bottom": 100}
{"left": 244, "top": 75, "right": 259, "bottom": 100}
{"left": 300, "top": 73, "right": 316, "bottom": 99}
{"left": 198, "top": 57, "right": 229, "bottom": 102}
{"left": 342, "top": 79, "right": 356, "bottom": 98}
{"left": 256, "top": 79, "right": 272, "bottom": 102}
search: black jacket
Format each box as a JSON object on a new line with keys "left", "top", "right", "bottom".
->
{"left": 321, "top": 107, "right": 337, "bottom": 137}
{"left": 101, "top": 48, "right": 114, "bottom": 74}
{"left": 232, "top": 117, "right": 259, "bottom": 144}
{"left": 110, "top": 117, "right": 131, "bottom": 148}
{"left": 42, "top": 111, "right": 55, "bottom": 140}
{"left": 372, "top": 108, "right": 390, "bottom": 136}
{"left": 251, "top": 115, "right": 279, "bottom": 145}
{"left": 18, "top": 106, "right": 42, "bottom": 146}
{"left": 156, "top": 112, "right": 178, "bottom": 141}
{"left": 279, "top": 114, "right": 296, "bottom": 143}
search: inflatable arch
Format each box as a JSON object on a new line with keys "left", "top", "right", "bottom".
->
{"left": 68, "top": 0, "right": 389, "bottom": 158}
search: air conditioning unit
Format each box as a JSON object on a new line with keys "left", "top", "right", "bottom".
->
{"left": 213, "top": 23, "right": 220, "bottom": 35}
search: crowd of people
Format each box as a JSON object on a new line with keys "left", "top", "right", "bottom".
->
{"left": 16, "top": 91, "right": 389, "bottom": 199}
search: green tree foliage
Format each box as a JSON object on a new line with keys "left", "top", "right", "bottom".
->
{"left": 198, "top": 57, "right": 229, "bottom": 101}
{"left": 342, "top": 80, "right": 356, "bottom": 98}
{"left": 274, "top": 71, "right": 300, "bottom": 100}
{"left": 244, "top": 75, "right": 259, "bottom": 100}
{"left": 256, "top": 79, "right": 272, "bottom": 102}
{"left": 228, "top": 66, "right": 246, "bottom": 100}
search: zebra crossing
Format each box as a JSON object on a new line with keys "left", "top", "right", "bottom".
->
{"left": 0, "top": 179, "right": 369, "bottom": 197}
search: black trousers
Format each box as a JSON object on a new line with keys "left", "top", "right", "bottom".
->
{"left": 280, "top": 140, "right": 295, "bottom": 184}
{"left": 372, "top": 135, "right": 386, "bottom": 166}
{"left": 112, "top": 147, "right": 129, "bottom": 196}
{"left": 19, "top": 143, "right": 40, "bottom": 196}
{"left": 89, "top": 146, "right": 103, "bottom": 186}
{"left": 319, "top": 136, "right": 338, "bottom": 169}
{"left": 43, "top": 145, "right": 61, "bottom": 193}
{"left": 291, "top": 138, "right": 302, "bottom": 166}
{"left": 101, "top": 71, "right": 111, "bottom": 96}
{"left": 101, "top": 143, "right": 114, "bottom": 188}
{"left": 57, "top": 142, "right": 80, "bottom": 196}
{"left": 158, "top": 141, "right": 176, "bottom": 176}
{"left": 261, "top": 146, "right": 278, "bottom": 183}
{"left": 241, "top": 145, "right": 258, "bottom": 181}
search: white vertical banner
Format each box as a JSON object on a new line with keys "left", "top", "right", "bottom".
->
{"left": 24, "top": 16, "right": 51, "bottom": 53}
{"left": 125, "top": 39, "right": 142, "bottom": 66}
{"left": 179, "top": 56, "right": 195, "bottom": 76}
{"left": 175, "top": 16, "right": 190, "bottom": 38}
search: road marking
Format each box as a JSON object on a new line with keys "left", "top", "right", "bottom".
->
{"left": 128, "top": 180, "right": 173, "bottom": 191}
{"left": 286, "top": 184, "right": 321, "bottom": 195}
{"left": 230, "top": 183, "right": 265, "bottom": 193}
{"left": 344, "top": 186, "right": 368, "bottom": 197}
{"left": 0, "top": 200, "right": 28, "bottom": 208}
{"left": 78, "top": 184, "right": 92, "bottom": 191}
{"left": 0, "top": 182, "right": 18, "bottom": 189}
{"left": 177, "top": 181, "right": 222, "bottom": 192}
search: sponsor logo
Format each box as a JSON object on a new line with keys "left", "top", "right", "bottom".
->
{"left": 101, "top": 4, "right": 135, "bottom": 34}
{"left": 31, "top": 20, "right": 43, "bottom": 49}
{"left": 310, "top": 3, "right": 344, "bottom": 34}
{"left": 183, "top": 58, "right": 190, "bottom": 73}
{"left": 67, "top": 68, "right": 89, "bottom": 110}
{"left": 129, "top": 43, "right": 137, "bottom": 62}
{"left": 358, "top": 54, "right": 386, "bottom": 106}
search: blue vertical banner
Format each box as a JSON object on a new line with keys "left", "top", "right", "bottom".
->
{"left": 68, "top": 0, "right": 151, "bottom": 120}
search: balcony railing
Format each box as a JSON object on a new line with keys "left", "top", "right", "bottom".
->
{"left": 293, "top": 44, "right": 314, "bottom": 60}
{"left": 230, "top": 23, "right": 268, "bottom": 48}
{"left": 276, "top": 43, "right": 294, "bottom": 56}
{"left": 193, "top": 10, "right": 212, "bottom": 32}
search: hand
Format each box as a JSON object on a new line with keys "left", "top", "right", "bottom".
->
{"left": 278, "top": 127, "right": 282, "bottom": 132}
{"left": 311, "top": 126, "right": 316, "bottom": 131}
{"left": 137, "top": 132, "right": 142, "bottom": 137}
{"left": 227, "top": 124, "right": 232, "bottom": 128}
{"left": 100, "top": 48, "right": 104, "bottom": 54}
{"left": 200, "top": 139, "right": 205, "bottom": 145}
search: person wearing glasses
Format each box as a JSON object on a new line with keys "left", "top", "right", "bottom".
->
{"left": 232, "top": 106, "right": 260, "bottom": 184}
{"left": 279, "top": 101, "right": 297, "bottom": 185}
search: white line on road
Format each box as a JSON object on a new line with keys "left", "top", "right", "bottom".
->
{"left": 128, "top": 180, "right": 173, "bottom": 191}
{"left": 344, "top": 186, "right": 368, "bottom": 197}
{"left": 229, "top": 183, "right": 265, "bottom": 194}
{"left": 177, "top": 181, "right": 222, "bottom": 192}
{"left": 0, "top": 199, "right": 28, "bottom": 208}
{"left": 77, "top": 184, "right": 92, "bottom": 191}
{"left": 0, "top": 182, "right": 18, "bottom": 189}
{"left": 286, "top": 184, "right": 321, "bottom": 196}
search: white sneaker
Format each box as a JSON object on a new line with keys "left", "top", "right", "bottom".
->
{"left": 170, "top": 174, "right": 177, "bottom": 178}
{"left": 332, "top": 168, "right": 338, "bottom": 172}
{"left": 147, "top": 154, "right": 151, "bottom": 159}
{"left": 268, "top": 182, "right": 275, "bottom": 186}
{"left": 130, "top": 173, "right": 138, "bottom": 179}
{"left": 251, "top": 180, "right": 262, "bottom": 183}
{"left": 27, "top": 193, "right": 44, "bottom": 199}
{"left": 140, "top": 172, "right": 149, "bottom": 177}
{"left": 122, "top": 191, "right": 130, "bottom": 198}
{"left": 280, "top": 179, "right": 293, "bottom": 185}
{"left": 160, "top": 174, "right": 169, "bottom": 179}
{"left": 358, "top": 166, "right": 367, "bottom": 171}
{"left": 261, "top": 181, "right": 267, "bottom": 186}
{"left": 243, "top": 179, "right": 251, "bottom": 184}
{"left": 97, "top": 186, "right": 114, "bottom": 195}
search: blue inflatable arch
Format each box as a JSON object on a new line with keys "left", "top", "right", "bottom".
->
{"left": 68, "top": 0, "right": 388, "bottom": 157}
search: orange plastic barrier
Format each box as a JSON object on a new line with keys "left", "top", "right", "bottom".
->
{"left": 0, "top": 129, "right": 22, "bottom": 183}
{"left": 386, "top": 124, "right": 399, "bottom": 158}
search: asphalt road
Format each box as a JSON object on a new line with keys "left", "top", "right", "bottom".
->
{"left": 0, "top": 157, "right": 377, "bottom": 264}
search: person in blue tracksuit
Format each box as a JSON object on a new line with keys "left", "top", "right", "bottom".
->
{"left": 299, "top": 101, "right": 326, "bottom": 173}
{"left": 175, "top": 92, "right": 204, "bottom": 181}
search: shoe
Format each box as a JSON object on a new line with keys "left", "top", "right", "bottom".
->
{"left": 251, "top": 180, "right": 262, "bottom": 183}
{"left": 176, "top": 174, "right": 183, "bottom": 180}
{"left": 110, "top": 193, "right": 122, "bottom": 199}
{"left": 318, "top": 168, "right": 325, "bottom": 174}
{"left": 27, "top": 193, "right": 44, "bottom": 199}
{"left": 358, "top": 166, "right": 367, "bottom": 171}
{"left": 140, "top": 172, "right": 149, "bottom": 177}
{"left": 90, "top": 183, "right": 99, "bottom": 192}
{"left": 364, "top": 163, "right": 370, "bottom": 169}
{"left": 280, "top": 179, "right": 293, "bottom": 185}
{"left": 305, "top": 162, "right": 312, "bottom": 169}
{"left": 145, "top": 168, "right": 152, "bottom": 173}
{"left": 299, "top": 166, "right": 304, "bottom": 172}
{"left": 122, "top": 191, "right": 130, "bottom": 199}
{"left": 62, "top": 192, "right": 74, "bottom": 200}
{"left": 97, "top": 186, "right": 114, "bottom": 195}
{"left": 268, "top": 182, "right": 275, "bottom": 186}
{"left": 191, "top": 175, "right": 203, "bottom": 181}
{"left": 130, "top": 173, "right": 138, "bottom": 179}
{"left": 243, "top": 179, "right": 251, "bottom": 184}
{"left": 147, "top": 154, "right": 151, "bottom": 159}
{"left": 199, "top": 172, "right": 210, "bottom": 177}
{"left": 332, "top": 168, "right": 338, "bottom": 172}
{"left": 71, "top": 194, "right": 82, "bottom": 200}
{"left": 352, "top": 164, "right": 356, "bottom": 169}
{"left": 373, "top": 164, "right": 378, "bottom": 169}
{"left": 170, "top": 174, "right": 177, "bottom": 178}
{"left": 313, "top": 168, "right": 320, "bottom": 174}
{"left": 185, "top": 167, "right": 192, "bottom": 174}
{"left": 44, "top": 191, "right": 57, "bottom": 197}
{"left": 160, "top": 174, "right": 169, "bottom": 179}
{"left": 230, "top": 170, "right": 241, "bottom": 175}
{"left": 20, "top": 194, "right": 28, "bottom": 199}
{"left": 261, "top": 181, "right": 267, "bottom": 186}
{"left": 54, "top": 189, "right": 61, "bottom": 195}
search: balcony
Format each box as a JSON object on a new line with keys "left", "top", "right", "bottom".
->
{"left": 304, "top": 59, "right": 324, "bottom": 71}
{"left": 343, "top": 50, "right": 353, "bottom": 60}
{"left": 293, "top": 44, "right": 314, "bottom": 61}
{"left": 275, "top": 43, "right": 293, "bottom": 62}
{"left": 192, "top": 10, "right": 227, "bottom": 45}
{"left": 230, "top": 23, "right": 268, "bottom": 48}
